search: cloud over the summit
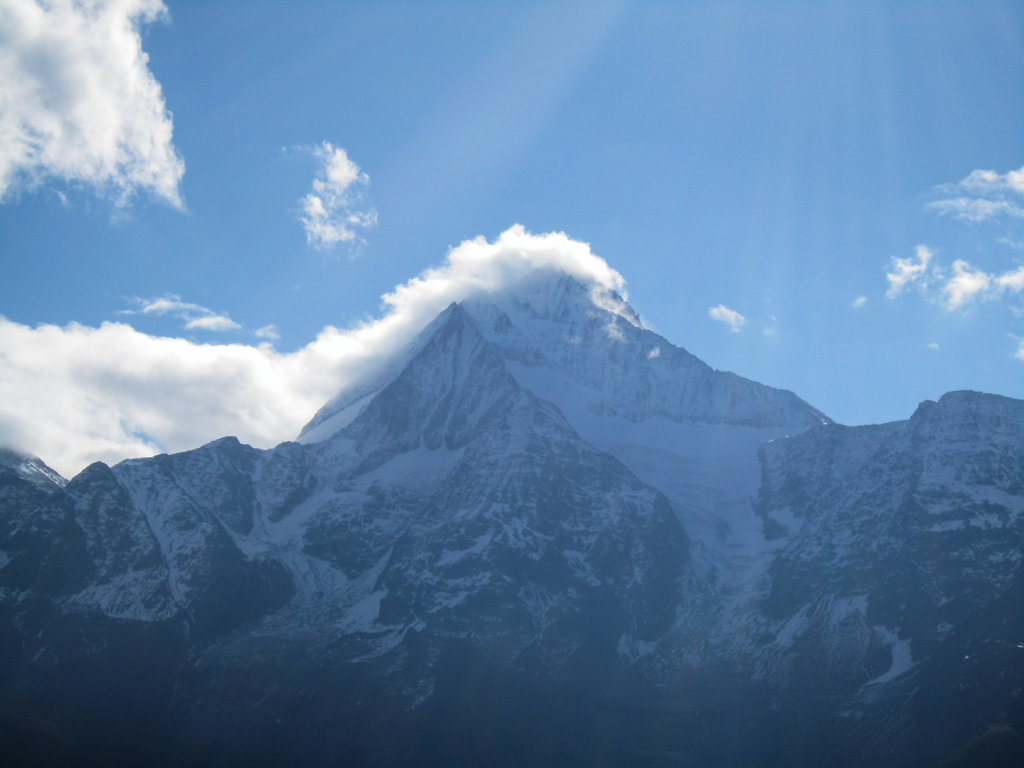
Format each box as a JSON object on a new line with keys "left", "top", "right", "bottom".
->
{"left": 0, "top": 226, "right": 629, "bottom": 476}
{"left": 298, "top": 142, "right": 377, "bottom": 251}
{"left": 0, "top": 0, "right": 184, "bottom": 207}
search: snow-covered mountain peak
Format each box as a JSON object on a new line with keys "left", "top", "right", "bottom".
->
{"left": 337, "top": 300, "right": 521, "bottom": 458}
{"left": 467, "top": 285, "right": 826, "bottom": 431}
{"left": 297, "top": 269, "right": 629, "bottom": 445}
{"left": 468, "top": 269, "right": 640, "bottom": 329}
{"left": 301, "top": 263, "right": 828, "bottom": 448}
{"left": 0, "top": 447, "right": 67, "bottom": 492}
{"left": 298, "top": 301, "right": 487, "bottom": 444}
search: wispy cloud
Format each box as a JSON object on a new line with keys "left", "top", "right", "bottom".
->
{"left": 927, "top": 342, "right": 940, "bottom": 351}
{"left": 1015, "top": 337, "right": 1024, "bottom": 362}
{"left": 0, "top": 226, "right": 631, "bottom": 476}
{"left": 927, "top": 198, "right": 1024, "bottom": 222}
{"left": 884, "top": 246, "right": 1024, "bottom": 311}
{"left": 134, "top": 296, "right": 209, "bottom": 316}
{"left": 184, "top": 315, "right": 241, "bottom": 331}
{"left": 298, "top": 142, "right": 377, "bottom": 252}
{"left": 942, "top": 260, "right": 992, "bottom": 310}
{"left": 942, "top": 261, "right": 1024, "bottom": 310}
{"left": 851, "top": 295, "right": 868, "bottom": 309}
{"left": 998, "top": 266, "right": 1024, "bottom": 292}
{"left": 708, "top": 304, "right": 746, "bottom": 333}
{"left": 910, "top": 166, "right": 1024, "bottom": 363}
{"left": 886, "top": 246, "right": 933, "bottom": 298}
{"left": 0, "top": 0, "right": 184, "bottom": 207}
{"left": 927, "top": 166, "right": 1024, "bottom": 223}
{"left": 254, "top": 325, "right": 280, "bottom": 341}
{"left": 126, "top": 295, "right": 240, "bottom": 331}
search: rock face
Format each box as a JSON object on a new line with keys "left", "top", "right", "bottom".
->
{"left": 0, "top": 274, "right": 1022, "bottom": 767}
{"left": 747, "top": 391, "right": 1024, "bottom": 766}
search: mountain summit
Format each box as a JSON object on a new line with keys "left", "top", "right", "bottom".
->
{"left": 0, "top": 267, "right": 1021, "bottom": 767}
{"left": 302, "top": 272, "right": 827, "bottom": 444}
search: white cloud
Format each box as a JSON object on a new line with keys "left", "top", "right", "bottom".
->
{"left": 0, "top": 318, "right": 332, "bottom": 477}
{"left": 851, "top": 295, "right": 868, "bottom": 309}
{"left": 1016, "top": 338, "right": 1024, "bottom": 362}
{"left": 0, "top": 0, "right": 184, "bottom": 207}
{"left": 647, "top": 347, "right": 661, "bottom": 359}
{"left": 127, "top": 294, "right": 240, "bottom": 331}
{"left": 884, "top": 245, "right": 1024, "bottom": 312}
{"left": 927, "top": 342, "right": 940, "bottom": 351}
{"left": 918, "top": 166, "right": 1024, "bottom": 360}
{"left": 134, "top": 296, "right": 208, "bottom": 317}
{"left": 0, "top": 225, "right": 631, "bottom": 476}
{"left": 927, "top": 165, "right": 1024, "bottom": 222}
{"left": 298, "top": 142, "right": 377, "bottom": 251}
{"left": 997, "top": 266, "right": 1024, "bottom": 292}
{"left": 184, "top": 315, "right": 240, "bottom": 331}
{"left": 380, "top": 225, "right": 630, "bottom": 324}
{"left": 708, "top": 304, "right": 746, "bottom": 333}
{"left": 886, "top": 245, "right": 933, "bottom": 298}
{"left": 937, "top": 260, "right": 1024, "bottom": 310}
{"left": 254, "top": 324, "right": 280, "bottom": 340}
{"left": 926, "top": 198, "right": 1024, "bottom": 222}
{"left": 942, "top": 260, "right": 992, "bottom": 310}
{"left": 956, "top": 167, "right": 1024, "bottom": 195}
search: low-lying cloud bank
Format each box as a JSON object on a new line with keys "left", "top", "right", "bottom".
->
{"left": 0, "top": 226, "right": 625, "bottom": 477}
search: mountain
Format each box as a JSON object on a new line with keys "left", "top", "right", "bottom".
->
{"left": 0, "top": 272, "right": 1021, "bottom": 767}
{"left": 0, "top": 448, "right": 66, "bottom": 493}
{"left": 746, "top": 390, "right": 1024, "bottom": 765}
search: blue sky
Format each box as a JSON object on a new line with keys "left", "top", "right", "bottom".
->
{"left": 1, "top": 0, "right": 1023, "bottom": 475}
